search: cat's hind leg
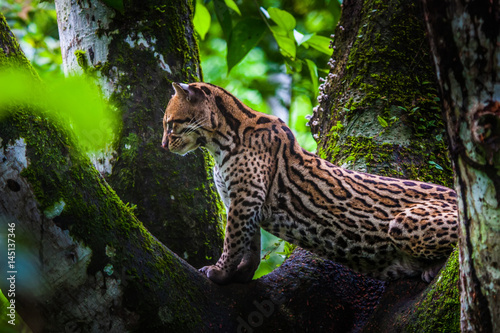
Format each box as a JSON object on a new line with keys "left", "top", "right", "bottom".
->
{"left": 388, "top": 202, "right": 458, "bottom": 281}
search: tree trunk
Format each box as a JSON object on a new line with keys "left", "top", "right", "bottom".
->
{"left": 311, "top": 0, "right": 460, "bottom": 331}
{"left": 423, "top": 0, "right": 500, "bottom": 331}
{"left": 54, "top": 0, "right": 223, "bottom": 268}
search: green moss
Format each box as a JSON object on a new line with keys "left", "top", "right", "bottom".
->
{"left": 74, "top": 49, "right": 89, "bottom": 71}
{"left": 0, "top": 14, "right": 39, "bottom": 79}
{"left": 405, "top": 249, "right": 460, "bottom": 332}
{"left": 320, "top": 135, "right": 453, "bottom": 186}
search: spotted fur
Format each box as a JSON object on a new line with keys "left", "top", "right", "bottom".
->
{"left": 162, "top": 82, "right": 458, "bottom": 284}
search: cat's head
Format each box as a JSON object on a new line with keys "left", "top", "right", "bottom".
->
{"left": 162, "top": 82, "right": 216, "bottom": 155}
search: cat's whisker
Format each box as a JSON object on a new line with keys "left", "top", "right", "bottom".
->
{"left": 185, "top": 117, "right": 209, "bottom": 135}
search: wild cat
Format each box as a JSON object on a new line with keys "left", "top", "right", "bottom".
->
{"left": 161, "top": 82, "right": 458, "bottom": 284}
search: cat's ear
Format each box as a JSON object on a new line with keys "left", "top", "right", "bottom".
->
{"left": 172, "top": 82, "right": 194, "bottom": 101}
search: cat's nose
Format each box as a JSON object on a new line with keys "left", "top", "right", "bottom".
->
{"left": 161, "top": 140, "right": 169, "bottom": 150}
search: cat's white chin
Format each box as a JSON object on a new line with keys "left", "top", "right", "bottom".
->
{"left": 170, "top": 143, "right": 199, "bottom": 156}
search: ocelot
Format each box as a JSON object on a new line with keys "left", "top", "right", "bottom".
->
{"left": 161, "top": 82, "right": 458, "bottom": 285}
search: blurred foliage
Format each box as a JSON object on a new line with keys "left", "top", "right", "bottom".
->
{"left": 0, "top": 0, "right": 62, "bottom": 79}
{"left": 1, "top": 0, "right": 341, "bottom": 279}
{"left": 0, "top": 69, "right": 119, "bottom": 153}
{"left": 0, "top": 289, "right": 31, "bottom": 332}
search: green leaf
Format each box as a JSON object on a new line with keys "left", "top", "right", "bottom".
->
{"left": 227, "top": 18, "right": 266, "bottom": 73}
{"left": 224, "top": 0, "right": 241, "bottom": 15}
{"left": 304, "top": 35, "right": 332, "bottom": 55}
{"left": 290, "top": 94, "right": 312, "bottom": 132}
{"left": 293, "top": 29, "right": 313, "bottom": 46}
{"left": 429, "top": 161, "right": 444, "bottom": 170}
{"left": 267, "top": 7, "right": 296, "bottom": 32}
{"left": 275, "top": 35, "right": 296, "bottom": 58}
{"left": 101, "top": 0, "right": 124, "bottom": 14}
{"left": 193, "top": 1, "right": 211, "bottom": 40}
{"left": 377, "top": 115, "right": 389, "bottom": 128}
{"left": 305, "top": 59, "right": 318, "bottom": 95}
{"left": 284, "top": 57, "right": 302, "bottom": 73}
{"left": 270, "top": 26, "right": 296, "bottom": 58}
{"left": 213, "top": 0, "right": 232, "bottom": 39}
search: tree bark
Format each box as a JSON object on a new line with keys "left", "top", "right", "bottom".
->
{"left": 311, "top": 0, "right": 460, "bottom": 331}
{"left": 54, "top": 0, "right": 224, "bottom": 268}
{"left": 423, "top": 0, "right": 500, "bottom": 331}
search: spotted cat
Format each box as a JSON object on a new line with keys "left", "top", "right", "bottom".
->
{"left": 161, "top": 82, "right": 458, "bottom": 285}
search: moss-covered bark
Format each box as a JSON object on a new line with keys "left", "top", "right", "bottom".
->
{"left": 55, "top": 0, "right": 224, "bottom": 269}
{"left": 310, "top": 0, "right": 460, "bottom": 331}
{"left": 312, "top": 0, "right": 452, "bottom": 187}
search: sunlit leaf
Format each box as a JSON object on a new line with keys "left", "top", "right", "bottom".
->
{"left": 293, "top": 29, "right": 313, "bottom": 46}
{"left": 267, "top": 7, "right": 296, "bottom": 32}
{"left": 290, "top": 94, "right": 313, "bottom": 133}
{"left": 253, "top": 229, "right": 286, "bottom": 280}
{"left": 270, "top": 25, "right": 287, "bottom": 37}
{"left": 194, "top": 1, "right": 211, "bottom": 40}
{"left": 224, "top": 0, "right": 241, "bottom": 15}
{"left": 270, "top": 26, "right": 296, "bottom": 58}
{"left": 227, "top": 18, "right": 266, "bottom": 73}
{"left": 304, "top": 34, "right": 332, "bottom": 55}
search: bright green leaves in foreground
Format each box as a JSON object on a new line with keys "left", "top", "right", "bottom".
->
{"left": 0, "top": 70, "right": 119, "bottom": 153}
{"left": 193, "top": 1, "right": 211, "bottom": 40}
{"left": 267, "top": 7, "right": 297, "bottom": 58}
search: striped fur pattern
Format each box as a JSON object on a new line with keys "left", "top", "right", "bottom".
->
{"left": 162, "top": 82, "right": 458, "bottom": 284}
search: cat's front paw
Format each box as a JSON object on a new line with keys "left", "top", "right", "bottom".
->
{"left": 199, "top": 265, "right": 233, "bottom": 285}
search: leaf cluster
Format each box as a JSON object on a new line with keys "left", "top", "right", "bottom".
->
{"left": 195, "top": 0, "right": 341, "bottom": 152}
{"left": 0, "top": 0, "right": 62, "bottom": 78}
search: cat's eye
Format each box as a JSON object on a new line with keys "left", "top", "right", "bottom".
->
{"left": 166, "top": 121, "right": 173, "bottom": 134}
